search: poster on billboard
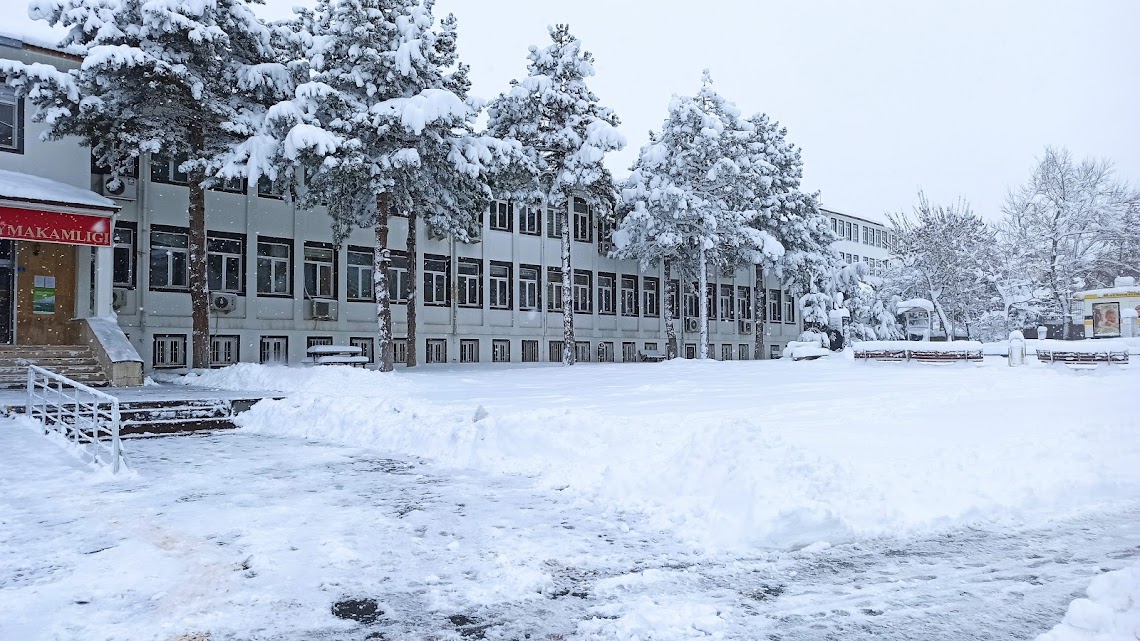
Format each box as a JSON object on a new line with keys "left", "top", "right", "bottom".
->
{"left": 1092, "top": 301, "right": 1121, "bottom": 337}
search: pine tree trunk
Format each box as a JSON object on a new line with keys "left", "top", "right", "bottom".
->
{"left": 561, "top": 199, "right": 575, "bottom": 365}
{"left": 405, "top": 207, "right": 419, "bottom": 368}
{"left": 663, "top": 258, "right": 677, "bottom": 359}
{"left": 187, "top": 128, "right": 209, "bottom": 369}
{"left": 374, "top": 193, "right": 394, "bottom": 372}
{"left": 698, "top": 245, "right": 709, "bottom": 359}
{"left": 754, "top": 263, "right": 765, "bottom": 360}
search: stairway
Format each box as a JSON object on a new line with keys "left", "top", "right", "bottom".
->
{"left": 118, "top": 398, "right": 241, "bottom": 436}
{"left": 0, "top": 344, "right": 108, "bottom": 388}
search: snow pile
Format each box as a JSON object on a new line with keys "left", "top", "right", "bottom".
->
{"left": 1037, "top": 565, "right": 1140, "bottom": 641}
{"left": 0, "top": 168, "right": 115, "bottom": 208}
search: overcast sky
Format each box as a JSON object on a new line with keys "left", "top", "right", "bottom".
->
{"left": 3, "top": 0, "right": 1137, "bottom": 221}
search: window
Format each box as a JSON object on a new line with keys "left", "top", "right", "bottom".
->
{"left": 645, "top": 342, "right": 658, "bottom": 352}
{"left": 260, "top": 336, "right": 288, "bottom": 364}
{"left": 423, "top": 255, "right": 450, "bottom": 306}
{"left": 347, "top": 247, "right": 373, "bottom": 301}
{"left": 393, "top": 338, "right": 408, "bottom": 364}
{"left": 548, "top": 340, "right": 564, "bottom": 363}
{"left": 718, "top": 284, "right": 734, "bottom": 321}
{"left": 597, "top": 272, "right": 616, "bottom": 315}
{"left": 546, "top": 267, "right": 564, "bottom": 311}
{"left": 210, "top": 335, "right": 240, "bottom": 367}
{"left": 492, "top": 339, "right": 510, "bottom": 363}
{"left": 153, "top": 334, "right": 187, "bottom": 368}
{"left": 211, "top": 175, "right": 246, "bottom": 194}
{"left": 668, "top": 280, "right": 680, "bottom": 318}
{"left": 307, "top": 336, "right": 333, "bottom": 350}
{"left": 460, "top": 339, "right": 479, "bottom": 363}
{"left": 150, "top": 153, "right": 189, "bottom": 185}
{"left": 426, "top": 339, "right": 447, "bottom": 364}
{"left": 783, "top": 292, "right": 796, "bottom": 324}
{"left": 643, "top": 277, "right": 660, "bottom": 317}
{"left": 721, "top": 344, "right": 733, "bottom": 361}
{"left": 257, "top": 239, "right": 291, "bottom": 296}
{"left": 598, "top": 341, "right": 615, "bottom": 363}
{"left": 685, "top": 343, "right": 696, "bottom": 359}
{"left": 706, "top": 283, "right": 717, "bottom": 320}
{"left": 388, "top": 251, "right": 411, "bottom": 303}
{"left": 350, "top": 337, "right": 374, "bottom": 363}
{"left": 573, "top": 270, "right": 592, "bottom": 314}
{"left": 522, "top": 340, "right": 539, "bottom": 363}
{"left": 489, "top": 201, "right": 512, "bottom": 232}
{"left": 768, "top": 289, "right": 782, "bottom": 322}
{"left": 149, "top": 228, "right": 189, "bottom": 289}
{"left": 597, "top": 215, "right": 613, "bottom": 255}
{"left": 519, "top": 205, "right": 541, "bottom": 235}
{"left": 489, "top": 262, "right": 512, "bottom": 310}
{"left": 831, "top": 218, "right": 839, "bottom": 234}
{"left": 622, "top": 341, "right": 636, "bottom": 363}
{"left": 620, "top": 275, "right": 639, "bottom": 316}
{"left": 458, "top": 258, "right": 482, "bottom": 308}
{"left": 303, "top": 244, "right": 336, "bottom": 299}
{"left": 684, "top": 286, "right": 699, "bottom": 319}
{"left": 207, "top": 234, "right": 244, "bottom": 293}
{"left": 575, "top": 341, "right": 591, "bottom": 363}
{"left": 112, "top": 223, "right": 136, "bottom": 288}
{"left": 518, "top": 265, "right": 540, "bottom": 311}
{"left": 572, "top": 198, "right": 592, "bottom": 243}
{"left": 547, "top": 208, "right": 567, "bottom": 239}
{"left": 257, "top": 175, "right": 286, "bottom": 199}
{"left": 737, "top": 286, "right": 752, "bottom": 321}
{"left": 738, "top": 344, "right": 750, "bottom": 361}
{"left": 0, "top": 85, "right": 23, "bottom": 153}
{"left": 769, "top": 344, "right": 782, "bottom": 359}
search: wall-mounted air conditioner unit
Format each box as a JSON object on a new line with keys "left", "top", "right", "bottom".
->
{"left": 308, "top": 298, "right": 338, "bottom": 321}
{"left": 210, "top": 292, "right": 238, "bottom": 313}
{"left": 597, "top": 240, "right": 613, "bottom": 255}
{"left": 100, "top": 175, "right": 138, "bottom": 201}
{"left": 739, "top": 320, "right": 753, "bottom": 334}
{"left": 685, "top": 318, "right": 699, "bottom": 332}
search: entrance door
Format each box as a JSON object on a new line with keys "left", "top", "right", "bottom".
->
{"left": 0, "top": 240, "right": 13, "bottom": 344}
{"left": 16, "top": 242, "right": 78, "bottom": 345}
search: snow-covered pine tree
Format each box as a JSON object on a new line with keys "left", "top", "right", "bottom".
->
{"left": 4, "top": 0, "right": 292, "bottom": 368}
{"left": 615, "top": 72, "right": 769, "bottom": 360}
{"left": 767, "top": 191, "right": 837, "bottom": 346}
{"left": 225, "top": 0, "right": 513, "bottom": 371}
{"left": 487, "top": 25, "right": 625, "bottom": 366}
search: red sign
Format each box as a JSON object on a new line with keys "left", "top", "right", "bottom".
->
{"left": 0, "top": 205, "right": 113, "bottom": 247}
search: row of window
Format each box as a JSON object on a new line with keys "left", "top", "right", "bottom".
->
{"left": 839, "top": 253, "right": 889, "bottom": 276}
{"left": 830, "top": 217, "right": 894, "bottom": 249}
{"left": 118, "top": 225, "right": 798, "bottom": 321}
{"left": 152, "top": 333, "right": 779, "bottom": 368}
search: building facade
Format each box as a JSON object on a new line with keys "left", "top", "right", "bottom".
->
{"left": 0, "top": 36, "right": 809, "bottom": 371}
{"left": 823, "top": 207, "right": 893, "bottom": 275}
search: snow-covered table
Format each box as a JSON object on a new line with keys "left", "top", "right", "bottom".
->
{"left": 307, "top": 345, "right": 368, "bottom": 368}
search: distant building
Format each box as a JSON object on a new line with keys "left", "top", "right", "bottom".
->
{"left": 823, "top": 208, "right": 893, "bottom": 276}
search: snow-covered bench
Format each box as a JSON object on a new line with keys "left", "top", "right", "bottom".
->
{"left": 638, "top": 348, "right": 667, "bottom": 363}
{"left": 784, "top": 340, "right": 832, "bottom": 361}
{"left": 854, "top": 341, "right": 983, "bottom": 363}
{"left": 1036, "top": 342, "right": 1129, "bottom": 365}
{"left": 307, "top": 345, "right": 368, "bottom": 368}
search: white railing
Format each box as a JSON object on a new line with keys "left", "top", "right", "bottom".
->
{"left": 25, "top": 365, "right": 127, "bottom": 473}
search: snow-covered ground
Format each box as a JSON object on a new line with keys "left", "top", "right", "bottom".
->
{"left": 4, "top": 356, "right": 1139, "bottom": 640}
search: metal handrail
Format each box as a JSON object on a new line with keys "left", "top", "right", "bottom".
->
{"left": 25, "top": 364, "right": 126, "bottom": 473}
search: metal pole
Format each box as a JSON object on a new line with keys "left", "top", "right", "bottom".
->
{"left": 110, "top": 399, "right": 121, "bottom": 474}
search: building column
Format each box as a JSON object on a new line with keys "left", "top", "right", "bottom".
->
{"left": 93, "top": 244, "right": 114, "bottom": 318}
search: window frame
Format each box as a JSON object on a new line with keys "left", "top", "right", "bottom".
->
{"left": 518, "top": 264, "right": 541, "bottom": 311}
{"left": 0, "top": 85, "right": 25, "bottom": 154}
{"left": 597, "top": 272, "right": 616, "bottom": 315}
{"left": 521, "top": 339, "right": 539, "bottom": 363}
{"left": 489, "top": 200, "right": 513, "bottom": 232}
{"left": 346, "top": 245, "right": 374, "bottom": 302}
{"left": 302, "top": 241, "right": 337, "bottom": 300}
{"left": 546, "top": 266, "right": 564, "bottom": 312}
{"left": 572, "top": 198, "right": 592, "bottom": 243}
{"left": 620, "top": 274, "right": 639, "bottom": 317}
{"left": 256, "top": 236, "right": 293, "bottom": 298}
{"left": 388, "top": 250, "right": 411, "bottom": 304}
{"left": 149, "top": 153, "right": 190, "bottom": 186}
{"left": 209, "top": 334, "right": 240, "bottom": 368}
{"left": 206, "top": 231, "right": 246, "bottom": 295}
{"left": 488, "top": 261, "right": 512, "bottom": 310}
{"left": 718, "top": 283, "right": 734, "bottom": 321}
{"left": 426, "top": 338, "right": 448, "bottom": 364}
{"left": 259, "top": 336, "right": 289, "bottom": 364}
{"left": 547, "top": 208, "right": 567, "bottom": 239}
{"left": 112, "top": 221, "right": 137, "bottom": 289}
{"left": 737, "top": 286, "right": 752, "bottom": 321}
{"left": 572, "top": 269, "right": 592, "bottom": 314}
{"left": 768, "top": 289, "right": 783, "bottom": 322}
{"left": 518, "top": 205, "right": 541, "bottom": 236}
{"left": 423, "top": 254, "right": 451, "bottom": 307}
{"left": 783, "top": 292, "right": 796, "bottom": 324}
{"left": 148, "top": 225, "right": 190, "bottom": 292}
{"left": 349, "top": 336, "right": 375, "bottom": 363}
{"left": 457, "top": 257, "right": 483, "bottom": 309}
{"left": 643, "top": 277, "right": 660, "bottom": 318}
{"left": 393, "top": 338, "right": 408, "bottom": 364}
{"left": 256, "top": 175, "right": 287, "bottom": 199}
{"left": 492, "top": 339, "right": 510, "bottom": 363}
{"left": 152, "top": 334, "right": 188, "bottom": 368}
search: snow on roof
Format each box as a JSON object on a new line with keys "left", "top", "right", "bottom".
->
{"left": 0, "top": 29, "right": 81, "bottom": 57}
{"left": 896, "top": 298, "right": 934, "bottom": 313}
{"left": 0, "top": 169, "right": 117, "bottom": 211}
{"left": 1074, "top": 285, "right": 1140, "bottom": 299}
{"left": 819, "top": 207, "right": 889, "bottom": 227}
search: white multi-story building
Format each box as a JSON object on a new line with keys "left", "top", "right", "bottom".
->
{"left": 823, "top": 207, "right": 894, "bottom": 276}
{"left": 0, "top": 36, "right": 809, "bottom": 375}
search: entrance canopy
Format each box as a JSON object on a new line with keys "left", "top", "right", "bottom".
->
{"left": 0, "top": 169, "right": 118, "bottom": 247}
